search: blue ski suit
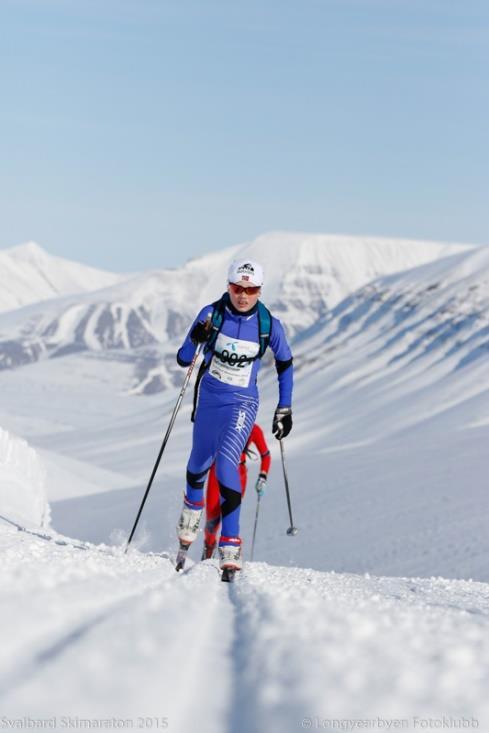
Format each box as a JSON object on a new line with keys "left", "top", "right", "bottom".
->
{"left": 177, "top": 294, "right": 293, "bottom": 548}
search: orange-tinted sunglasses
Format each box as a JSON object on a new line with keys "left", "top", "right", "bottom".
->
{"left": 229, "top": 283, "right": 261, "bottom": 295}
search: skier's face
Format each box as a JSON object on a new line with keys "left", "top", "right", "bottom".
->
{"left": 228, "top": 281, "right": 261, "bottom": 312}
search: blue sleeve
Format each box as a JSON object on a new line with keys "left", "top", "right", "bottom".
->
{"left": 176, "top": 304, "right": 214, "bottom": 367}
{"left": 269, "top": 316, "right": 293, "bottom": 408}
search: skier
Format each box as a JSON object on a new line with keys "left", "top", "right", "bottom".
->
{"left": 201, "top": 422, "right": 271, "bottom": 560}
{"left": 175, "top": 258, "right": 293, "bottom": 579}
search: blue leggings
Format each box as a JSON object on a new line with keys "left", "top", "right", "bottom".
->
{"left": 185, "top": 392, "right": 258, "bottom": 546}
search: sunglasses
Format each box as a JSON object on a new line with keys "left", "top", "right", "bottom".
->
{"left": 229, "top": 283, "right": 261, "bottom": 295}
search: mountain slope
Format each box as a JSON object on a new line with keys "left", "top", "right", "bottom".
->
{"left": 292, "top": 243, "right": 489, "bottom": 445}
{"left": 0, "top": 241, "right": 126, "bottom": 314}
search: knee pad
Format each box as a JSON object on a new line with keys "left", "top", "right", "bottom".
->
{"left": 186, "top": 468, "right": 208, "bottom": 490}
{"left": 219, "top": 483, "right": 242, "bottom": 518}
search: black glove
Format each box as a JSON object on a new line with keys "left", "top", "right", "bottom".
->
{"left": 190, "top": 321, "right": 210, "bottom": 344}
{"left": 272, "top": 407, "right": 292, "bottom": 440}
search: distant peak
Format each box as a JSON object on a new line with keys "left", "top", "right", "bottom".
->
{"left": 6, "top": 241, "right": 48, "bottom": 260}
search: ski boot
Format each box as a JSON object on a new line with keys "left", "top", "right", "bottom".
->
{"left": 175, "top": 501, "right": 203, "bottom": 572}
{"left": 219, "top": 539, "right": 242, "bottom": 583}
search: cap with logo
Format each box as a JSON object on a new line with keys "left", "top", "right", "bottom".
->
{"left": 227, "top": 259, "right": 264, "bottom": 287}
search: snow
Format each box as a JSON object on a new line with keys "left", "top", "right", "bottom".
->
{"left": 0, "top": 233, "right": 488, "bottom": 729}
{"left": 0, "top": 241, "right": 127, "bottom": 314}
{"left": 0, "top": 526, "right": 488, "bottom": 730}
{"left": 0, "top": 427, "right": 49, "bottom": 527}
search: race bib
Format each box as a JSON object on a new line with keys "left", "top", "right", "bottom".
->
{"left": 209, "top": 333, "right": 259, "bottom": 388}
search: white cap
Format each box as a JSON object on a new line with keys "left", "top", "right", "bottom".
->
{"left": 227, "top": 258, "right": 264, "bottom": 287}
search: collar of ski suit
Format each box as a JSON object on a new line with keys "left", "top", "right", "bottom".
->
{"left": 225, "top": 300, "right": 259, "bottom": 318}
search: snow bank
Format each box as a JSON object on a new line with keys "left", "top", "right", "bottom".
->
{"left": 0, "top": 427, "right": 50, "bottom": 527}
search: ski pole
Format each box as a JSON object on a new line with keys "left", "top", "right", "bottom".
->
{"left": 279, "top": 439, "right": 298, "bottom": 536}
{"left": 250, "top": 494, "right": 261, "bottom": 561}
{"left": 125, "top": 341, "right": 205, "bottom": 552}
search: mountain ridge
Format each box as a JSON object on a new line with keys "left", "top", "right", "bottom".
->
{"left": 0, "top": 240, "right": 128, "bottom": 314}
{"left": 0, "top": 233, "right": 475, "bottom": 372}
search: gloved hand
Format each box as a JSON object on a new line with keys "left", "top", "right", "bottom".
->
{"left": 272, "top": 406, "right": 292, "bottom": 440}
{"left": 190, "top": 320, "right": 210, "bottom": 344}
{"left": 255, "top": 472, "right": 267, "bottom": 497}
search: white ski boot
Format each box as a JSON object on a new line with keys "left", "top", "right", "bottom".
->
{"left": 176, "top": 504, "right": 203, "bottom": 545}
{"left": 175, "top": 503, "right": 203, "bottom": 571}
{"left": 219, "top": 542, "right": 242, "bottom": 582}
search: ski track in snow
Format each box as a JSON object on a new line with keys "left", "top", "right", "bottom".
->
{"left": 1, "top": 524, "right": 489, "bottom": 732}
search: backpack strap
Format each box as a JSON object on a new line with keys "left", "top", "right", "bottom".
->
{"left": 203, "top": 294, "right": 228, "bottom": 356}
{"left": 256, "top": 301, "right": 272, "bottom": 358}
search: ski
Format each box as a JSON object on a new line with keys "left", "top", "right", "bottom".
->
{"left": 175, "top": 541, "right": 190, "bottom": 571}
{"left": 221, "top": 567, "right": 237, "bottom": 583}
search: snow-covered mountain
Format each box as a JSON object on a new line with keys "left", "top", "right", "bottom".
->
{"left": 0, "top": 241, "right": 127, "bottom": 313}
{"left": 292, "top": 242, "right": 489, "bottom": 444}
{"left": 0, "top": 233, "right": 474, "bottom": 388}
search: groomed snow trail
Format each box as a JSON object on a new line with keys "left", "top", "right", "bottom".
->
{"left": 1, "top": 524, "right": 489, "bottom": 732}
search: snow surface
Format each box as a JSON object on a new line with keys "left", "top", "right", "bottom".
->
{"left": 1, "top": 524, "right": 488, "bottom": 730}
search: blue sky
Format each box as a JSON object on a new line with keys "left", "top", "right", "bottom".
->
{"left": 1, "top": 0, "right": 488, "bottom": 271}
